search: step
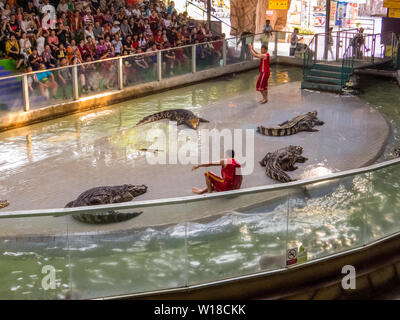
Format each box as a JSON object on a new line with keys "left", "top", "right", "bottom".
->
{"left": 0, "top": 66, "right": 4, "bottom": 71}
{"left": 305, "top": 75, "right": 343, "bottom": 85}
{"left": 0, "top": 79, "right": 21, "bottom": 88}
{"left": 301, "top": 81, "right": 342, "bottom": 93}
{"left": 0, "top": 70, "right": 12, "bottom": 77}
{"left": 313, "top": 64, "right": 353, "bottom": 74}
{"left": 309, "top": 69, "right": 343, "bottom": 79}
{"left": 0, "top": 81, "right": 22, "bottom": 89}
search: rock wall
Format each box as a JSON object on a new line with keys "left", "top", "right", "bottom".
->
{"left": 230, "top": 0, "right": 292, "bottom": 35}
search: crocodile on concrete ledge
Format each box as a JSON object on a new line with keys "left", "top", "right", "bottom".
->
{"left": 136, "top": 109, "right": 209, "bottom": 129}
{"left": 257, "top": 111, "right": 324, "bottom": 137}
{"left": 65, "top": 184, "right": 148, "bottom": 224}
{"left": 260, "top": 146, "right": 308, "bottom": 183}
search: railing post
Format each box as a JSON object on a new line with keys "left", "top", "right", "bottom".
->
{"left": 222, "top": 40, "right": 227, "bottom": 66}
{"left": 192, "top": 44, "right": 196, "bottom": 73}
{"left": 72, "top": 65, "right": 79, "bottom": 100}
{"left": 118, "top": 57, "right": 124, "bottom": 90}
{"left": 157, "top": 51, "right": 162, "bottom": 81}
{"left": 336, "top": 31, "right": 340, "bottom": 61}
{"left": 22, "top": 74, "right": 30, "bottom": 112}
{"left": 315, "top": 34, "right": 318, "bottom": 61}
{"left": 392, "top": 32, "right": 396, "bottom": 60}
{"left": 274, "top": 32, "right": 278, "bottom": 57}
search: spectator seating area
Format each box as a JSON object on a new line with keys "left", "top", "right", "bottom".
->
{"left": 0, "top": 0, "right": 228, "bottom": 110}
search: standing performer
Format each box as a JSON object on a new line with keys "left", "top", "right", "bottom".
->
{"left": 248, "top": 44, "right": 270, "bottom": 104}
{"left": 192, "top": 150, "right": 242, "bottom": 194}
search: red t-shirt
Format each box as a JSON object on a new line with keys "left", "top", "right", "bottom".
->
{"left": 222, "top": 158, "right": 242, "bottom": 189}
{"left": 259, "top": 53, "right": 270, "bottom": 73}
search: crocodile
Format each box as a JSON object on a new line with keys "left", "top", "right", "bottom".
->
{"left": 65, "top": 184, "right": 148, "bottom": 224}
{"left": 257, "top": 111, "right": 324, "bottom": 137}
{"left": 136, "top": 109, "right": 209, "bottom": 130}
{"left": 260, "top": 146, "right": 308, "bottom": 183}
{"left": 0, "top": 200, "right": 9, "bottom": 209}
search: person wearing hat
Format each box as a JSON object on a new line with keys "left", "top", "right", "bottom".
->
{"left": 111, "top": 20, "right": 121, "bottom": 37}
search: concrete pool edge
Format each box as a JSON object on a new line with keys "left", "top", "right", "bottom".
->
{"left": 0, "top": 56, "right": 310, "bottom": 133}
{"left": 0, "top": 80, "right": 392, "bottom": 238}
{"left": 0, "top": 59, "right": 260, "bottom": 133}
{"left": 101, "top": 230, "right": 400, "bottom": 300}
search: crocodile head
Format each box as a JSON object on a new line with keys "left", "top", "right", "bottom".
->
{"left": 124, "top": 184, "right": 148, "bottom": 198}
{"left": 309, "top": 111, "right": 318, "bottom": 117}
{"left": 187, "top": 118, "right": 200, "bottom": 129}
{"left": 288, "top": 145, "right": 303, "bottom": 155}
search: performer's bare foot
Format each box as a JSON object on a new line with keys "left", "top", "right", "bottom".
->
{"left": 261, "top": 99, "right": 268, "bottom": 104}
{"left": 192, "top": 187, "right": 208, "bottom": 194}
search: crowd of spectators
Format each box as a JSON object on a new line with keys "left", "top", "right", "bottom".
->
{"left": 0, "top": 0, "right": 225, "bottom": 99}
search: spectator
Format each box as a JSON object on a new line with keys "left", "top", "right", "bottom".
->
{"left": 57, "top": 57, "right": 72, "bottom": 98}
{"left": 6, "top": 34, "right": 24, "bottom": 69}
{"left": 0, "top": 0, "right": 222, "bottom": 98}
{"left": 35, "top": 63, "right": 58, "bottom": 98}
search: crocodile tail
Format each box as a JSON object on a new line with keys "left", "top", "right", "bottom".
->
{"left": 136, "top": 112, "right": 168, "bottom": 126}
{"left": 258, "top": 126, "right": 288, "bottom": 137}
{"left": 266, "top": 167, "right": 293, "bottom": 183}
{"left": 65, "top": 201, "right": 75, "bottom": 208}
{"left": 72, "top": 211, "right": 143, "bottom": 224}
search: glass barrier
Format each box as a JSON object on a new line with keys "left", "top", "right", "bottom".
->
{"left": 0, "top": 75, "right": 25, "bottom": 115}
{"left": 195, "top": 41, "right": 223, "bottom": 71}
{"left": 78, "top": 59, "right": 119, "bottom": 97}
{"left": 161, "top": 46, "right": 193, "bottom": 78}
{"left": 367, "top": 166, "right": 400, "bottom": 242}
{"left": 122, "top": 52, "right": 158, "bottom": 86}
{"left": 29, "top": 66, "right": 74, "bottom": 110}
{"left": 68, "top": 203, "right": 188, "bottom": 299}
{"left": 287, "top": 174, "right": 369, "bottom": 264}
{"left": 226, "top": 36, "right": 253, "bottom": 65}
{"left": 186, "top": 190, "right": 288, "bottom": 286}
{"left": 2, "top": 161, "right": 400, "bottom": 298}
{"left": 0, "top": 216, "right": 71, "bottom": 299}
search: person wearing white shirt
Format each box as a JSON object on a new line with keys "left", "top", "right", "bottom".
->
{"left": 84, "top": 25, "right": 95, "bottom": 42}
{"left": 19, "top": 33, "right": 32, "bottom": 61}
{"left": 36, "top": 34, "right": 45, "bottom": 55}
{"left": 0, "top": 1, "right": 4, "bottom": 11}
{"left": 132, "top": 5, "right": 141, "bottom": 18}
{"left": 57, "top": 0, "right": 69, "bottom": 13}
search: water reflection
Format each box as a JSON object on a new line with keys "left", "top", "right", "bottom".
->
{"left": 0, "top": 66, "right": 301, "bottom": 176}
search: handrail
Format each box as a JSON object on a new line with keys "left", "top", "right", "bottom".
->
{"left": 0, "top": 30, "right": 329, "bottom": 82}
{"left": 0, "top": 38, "right": 235, "bottom": 81}
{"left": 0, "top": 157, "right": 399, "bottom": 219}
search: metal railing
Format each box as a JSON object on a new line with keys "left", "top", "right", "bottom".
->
{"left": 0, "top": 31, "right": 317, "bottom": 114}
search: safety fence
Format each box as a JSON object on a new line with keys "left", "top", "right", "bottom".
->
{"left": 1, "top": 157, "right": 400, "bottom": 299}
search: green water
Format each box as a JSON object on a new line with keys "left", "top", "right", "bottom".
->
{"left": 358, "top": 75, "right": 400, "bottom": 156}
{"left": 1, "top": 68, "right": 400, "bottom": 300}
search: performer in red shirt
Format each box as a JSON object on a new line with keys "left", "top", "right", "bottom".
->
{"left": 249, "top": 44, "right": 270, "bottom": 104}
{"left": 192, "top": 150, "right": 243, "bottom": 194}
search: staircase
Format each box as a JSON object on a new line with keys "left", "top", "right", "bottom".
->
{"left": 0, "top": 66, "right": 22, "bottom": 110}
{"left": 301, "top": 64, "right": 353, "bottom": 93}
{"left": 301, "top": 31, "right": 399, "bottom": 94}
